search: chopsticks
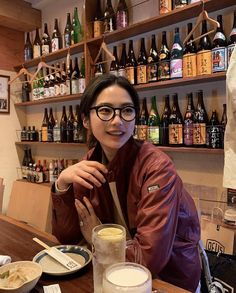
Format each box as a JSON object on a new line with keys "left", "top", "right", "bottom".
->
{"left": 33, "top": 237, "right": 81, "bottom": 271}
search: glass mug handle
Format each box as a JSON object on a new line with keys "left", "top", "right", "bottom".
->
{"left": 126, "top": 239, "right": 143, "bottom": 264}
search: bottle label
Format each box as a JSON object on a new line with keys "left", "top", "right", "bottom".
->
{"left": 184, "top": 122, "right": 193, "bottom": 145}
{"left": 209, "top": 126, "right": 221, "bottom": 148}
{"left": 183, "top": 53, "right": 197, "bottom": 77}
{"left": 148, "top": 126, "right": 160, "bottom": 144}
{"left": 137, "top": 65, "right": 147, "bottom": 84}
{"left": 65, "top": 80, "right": 71, "bottom": 95}
{"left": 104, "top": 18, "right": 115, "bottom": 33}
{"left": 60, "top": 83, "right": 67, "bottom": 96}
{"left": 35, "top": 171, "right": 43, "bottom": 183}
{"left": 44, "top": 87, "right": 50, "bottom": 98}
{"left": 213, "top": 32, "right": 226, "bottom": 42}
{"left": 64, "top": 33, "right": 71, "bottom": 48}
{"left": 116, "top": 11, "right": 128, "bottom": 29}
{"left": 47, "top": 129, "right": 53, "bottom": 142}
{"left": 212, "top": 47, "right": 227, "bottom": 72}
{"left": 126, "top": 67, "right": 135, "bottom": 84}
{"left": 52, "top": 38, "right": 59, "bottom": 52}
{"left": 54, "top": 84, "right": 60, "bottom": 96}
{"left": 79, "top": 78, "right": 86, "bottom": 94}
{"left": 71, "top": 79, "right": 79, "bottom": 94}
{"left": 170, "top": 59, "right": 183, "bottom": 78}
{"left": 118, "top": 68, "right": 127, "bottom": 78}
{"left": 158, "top": 60, "right": 170, "bottom": 80}
{"left": 109, "top": 70, "right": 119, "bottom": 76}
{"left": 41, "top": 127, "right": 48, "bottom": 142}
{"left": 94, "top": 21, "right": 103, "bottom": 38}
{"left": 49, "top": 86, "right": 55, "bottom": 97}
{"left": 197, "top": 50, "right": 212, "bottom": 75}
{"left": 137, "top": 125, "right": 148, "bottom": 141}
{"left": 42, "top": 45, "right": 50, "bottom": 55}
{"left": 169, "top": 124, "right": 183, "bottom": 144}
{"left": 193, "top": 123, "right": 206, "bottom": 145}
{"left": 172, "top": 43, "right": 182, "bottom": 50}
{"left": 33, "top": 45, "right": 41, "bottom": 58}
{"left": 147, "top": 63, "right": 158, "bottom": 82}
{"left": 53, "top": 128, "right": 61, "bottom": 142}
{"left": 227, "top": 44, "right": 236, "bottom": 66}
{"left": 159, "top": 0, "right": 172, "bottom": 14}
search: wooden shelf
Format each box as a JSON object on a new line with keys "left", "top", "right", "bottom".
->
{"left": 14, "top": 94, "right": 82, "bottom": 107}
{"left": 134, "top": 72, "right": 226, "bottom": 91}
{"left": 86, "top": 0, "right": 236, "bottom": 46}
{"left": 157, "top": 146, "right": 224, "bottom": 154}
{"left": 14, "top": 42, "right": 85, "bottom": 71}
{"left": 15, "top": 141, "right": 223, "bottom": 154}
{"left": 15, "top": 141, "right": 87, "bottom": 147}
{"left": 14, "top": 73, "right": 226, "bottom": 107}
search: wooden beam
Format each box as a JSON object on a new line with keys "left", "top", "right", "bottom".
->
{"left": 0, "top": 0, "right": 41, "bottom": 32}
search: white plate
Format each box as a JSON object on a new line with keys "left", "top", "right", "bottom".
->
{"left": 32, "top": 245, "right": 92, "bottom": 276}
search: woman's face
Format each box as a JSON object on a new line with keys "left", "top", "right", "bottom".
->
{"left": 86, "top": 84, "right": 136, "bottom": 161}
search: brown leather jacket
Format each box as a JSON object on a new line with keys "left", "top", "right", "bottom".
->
{"left": 52, "top": 138, "right": 201, "bottom": 292}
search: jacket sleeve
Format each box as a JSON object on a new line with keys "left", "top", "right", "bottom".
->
{"left": 51, "top": 184, "right": 83, "bottom": 244}
{"left": 126, "top": 153, "right": 183, "bottom": 276}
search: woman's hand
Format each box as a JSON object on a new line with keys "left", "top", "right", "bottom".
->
{"left": 75, "top": 197, "right": 101, "bottom": 244}
{"left": 56, "top": 160, "right": 108, "bottom": 190}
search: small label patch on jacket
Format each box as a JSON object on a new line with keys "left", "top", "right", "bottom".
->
{"left": 147, "top": 184, "right": 160, "bottom": 193}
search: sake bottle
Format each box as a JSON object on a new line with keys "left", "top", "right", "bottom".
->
{"left": 41, "top": 108, "right": 49, "bottom": 142}
{"left": 137, "top": 98, "right": 149, "bottom": 141}
{"left": 212, "top": 15, "right": 227, "bottom": 73}
{"left": 170, "top": 27, "right": 183, "bottom": 79}
{"left": 220, "top": 103, "right": 227, "bottom": 149}
{"left": 183, "top": 23, "right": 197, "bottom": 78}
{"left": 94, "top": 0, "right": 104, "bottom": 38}
{"left": 147, "top": 34, "right": 158, "bottom": 82}
{"left": 64, "top": 12, "right": 72, "bottom": 48}
{"left": 24, "top": 32, "right": 33, "bottom": 61}
{"left": 41, "top": 23, "right": 51, "bottom": 55}
{"left": 148, "top": 96, "right": 161, "bottom": 144}
{"left": 118, "top": 43, "right": 127, "bottom": 77}
{"left": 193, "top": 90, "right": 208, "bottom": 147}
{"left": 197, "top": 20, "right": 212, "bottom": 75}
{"left": 116, "top": 0, "right": 129, "bottom": 29}
{"left": 52, "top": 18, "right": 62, "bottom": 52}
{"left": 169, "top": 93, "right": 183, "bottom": 146}
{"left": 104, "top": 0, "right": 116, "bottom": 33}
{"left": 183, "top": 93, "right": 195, "bottom": 146}
{"left": 109, "top": 46, "right": 119, "bottom": 76}
{"left": 60, "top": 105, "right": 67, "bottom": 143}
{"left": 126, "top": 40, "right": 137, "bottom": 85}
{"left": 33, "top": 28, "right": 41, "bottom": 58}
{"left": 173, "top": 0, "right": 188, "bottom": 9}
{"left": 159, "top": 0, "right": 172, "bottom": 14}
{"left": 158, "top": 31, "right": 170, "bottom": 81}
{"left": 137, "top": 38, "right": 148, "bottom": 84}
{"left": 67, "top": 105, "right": 75, "bottom": 143}
{"left": 71, "top": 7, "right": 82, "bottom": 44}
{"left": 160, "top": 95, "right": 171, "bottom": 146}
{"left": 208, "top": 110, "right": 221, "bottom": 149}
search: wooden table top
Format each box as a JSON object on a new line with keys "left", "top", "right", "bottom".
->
{"left": 0, "top": 215, "right": 190, "bottom": 293}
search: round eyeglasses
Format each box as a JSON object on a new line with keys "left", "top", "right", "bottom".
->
{"left": 90, "top": 105, "right": 136, "bottom": 122}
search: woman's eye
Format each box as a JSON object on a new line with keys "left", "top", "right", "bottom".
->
{"left": 123, "top": 107, "right": 134, "bottom": 114}
{"left": 98, "top": 107, "right": 112, "bottom": 115}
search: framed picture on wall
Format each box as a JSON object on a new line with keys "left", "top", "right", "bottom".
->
{"left": 0, "top": 75, "right": 10, "bottom": 114}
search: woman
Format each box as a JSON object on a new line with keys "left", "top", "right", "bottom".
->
{"left": 51, "top": 74, "right": 201, "bottom": 292}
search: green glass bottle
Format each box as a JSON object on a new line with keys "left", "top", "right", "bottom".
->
{"left": 71, "top": 7, "right": 83, "bottom": 44}
{"left": 148, "top": 96, "right": 161, "bottom": 144}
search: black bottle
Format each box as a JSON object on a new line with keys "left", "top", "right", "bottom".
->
{"left": 126, "top": 40, "right": 137, "bottom": 85}
{"left": 60, "top": 105, "right": 68, "bottom": 143}
{"left": 169, "top": 93, "right": 183, "bottom": 146}
{"left": 118, "top": 43, "right": 127, "bottom": 77}
{"left": 160, "top": 95, "right": 171, "bottom": 146}
{"left": 104, "top": 0, "right": 116, "bottom": 33}
{"left": 24, "top": 32, "right": 33, "bottom": 61}
{"left": 147, "top": 34, "right": 158, "bottom": 82}
{"left": 158, "top": 31, "right": 170, "bottom": 81}
{"left": 137, "top": 38, "right": 148, "bottom": 84}
{"left": 208, "top": 110, "right": 221, "bottom": 149}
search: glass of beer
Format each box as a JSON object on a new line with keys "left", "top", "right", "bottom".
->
{"left": 92, "top": 224, "right": 126, "bottom": 293}
{"left": 103, "top": 262, "right": 152, "bottom": 293}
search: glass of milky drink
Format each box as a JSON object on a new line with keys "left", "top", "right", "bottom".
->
{"left": 103, "top": 262, "right": 152, "bottom": 293}
{"left": 92, "top": 224, "right": 126, "bottom": 293}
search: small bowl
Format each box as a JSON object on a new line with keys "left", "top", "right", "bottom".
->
{"left": 0, "top": 261, "right": 42, "bottom": 293}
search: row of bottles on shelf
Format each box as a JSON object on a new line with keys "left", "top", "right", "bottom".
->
{"left": 20, "top": 105, "right": 87, "bottom": 143}
{"left": 135, "top": 92, "right": 227, "bottom": 149}
{"left": 21, "top": 56, "right": 85, "bottom": 102}
{"left": 93, "top": 0, "right": 201, "bottom": 38}
{"left": 93, "top": 0, "right": 129, "bottom": 37}
{"left": 24, "top": 7, "right": 82, "bottom": 61}
{"left": 160, "top": 0, "right": 201, "bottom": 14}
{"left": 22, "top": 148, "right": 79, "bottom": 183}
{"left": 95, "top": 12, "right": 236, "bottom": 83}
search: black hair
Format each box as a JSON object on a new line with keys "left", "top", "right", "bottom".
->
{"left": 78, "top": 74, "right": 140, "bottom": 148}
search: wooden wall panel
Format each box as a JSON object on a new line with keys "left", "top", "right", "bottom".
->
{"left": 0, "top": 25, "right": 24, "bottom": 71}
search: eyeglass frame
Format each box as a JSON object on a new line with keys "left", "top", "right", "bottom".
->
{"left": 89, "top": 105, "right": 137, "bottom": 122}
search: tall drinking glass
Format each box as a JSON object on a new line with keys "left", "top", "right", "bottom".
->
{"left": 103, "top": 262, "right": 152, "bottom": 293}
{"left": 92, "top": 224, "right": 126, "bottom": 293}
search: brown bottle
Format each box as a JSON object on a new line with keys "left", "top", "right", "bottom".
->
{"left": 169, "top": 93, "right": 183, "bottom": 146}
{"left": 137, "top": 38, "right": 148, "bottom": 84}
